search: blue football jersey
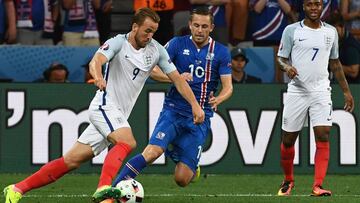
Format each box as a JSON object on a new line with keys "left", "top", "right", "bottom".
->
{"left": 163, "top": 35, "right": 231, "bottom": 118}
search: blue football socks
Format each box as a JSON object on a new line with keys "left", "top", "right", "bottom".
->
{"left": 112, "top": 154, "right": 147, "bottom": 186}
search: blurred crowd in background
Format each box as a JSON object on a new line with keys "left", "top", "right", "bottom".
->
{"left": 0, "top": 0, "right": 359, "bottom": 84}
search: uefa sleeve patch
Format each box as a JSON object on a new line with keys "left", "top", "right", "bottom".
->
{"left": 100, "top": 43, "right": 109, "bottom": 50}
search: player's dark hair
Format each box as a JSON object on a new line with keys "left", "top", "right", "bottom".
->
{"left": 303, "top": 0, "right": 323, "bottom": 4}
{"left": 43, "top": 63, "right": 69, "bottom": 81}
{"left": 132, "top": 7, "right": 160, "bottom": 26}
{"left": 190, "top": 6, "right": 214, "bottom": 24}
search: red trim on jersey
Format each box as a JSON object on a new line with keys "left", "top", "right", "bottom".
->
{"left": 200, "top": 38, "right": 215, "bottom": 108}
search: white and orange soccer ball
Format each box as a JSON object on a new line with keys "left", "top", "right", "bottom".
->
{"left": 115, "top": 179, "right": 144, "bottom": 203}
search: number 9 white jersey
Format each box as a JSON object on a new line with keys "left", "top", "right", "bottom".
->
{"left": 91, "top": 34, "right": 176, "bottom": 119}
{"left": 278, "top": 20, "right": 339, "bottom": 93}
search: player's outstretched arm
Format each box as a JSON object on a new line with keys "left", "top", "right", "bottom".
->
{"left": 89, "top": 52, "right": 108, "bottom": 90}
{"left": 151, "top": 66, "right": 193, "bottom": 83}
{"left": 208, "top": 75, "right": 233, "bottom": 111}
{"left": 150, "top": 66, "right": 172, "bottom": 83}
{"left": 329, "top": 59, "right": 355, "bottom": 112}
{"left": 167, "top": 70, "right": 205, "bottom": 124}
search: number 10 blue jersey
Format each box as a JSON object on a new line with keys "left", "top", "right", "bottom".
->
{"left": 163, "top": 35, "right": 232, "bottom": 118}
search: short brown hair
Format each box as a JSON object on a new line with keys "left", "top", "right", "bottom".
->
{"left": 132, "top": 7, "right": 160, "bottom": 26}
{"left": 190, "top": 6, "right": 214, "bottom": 24}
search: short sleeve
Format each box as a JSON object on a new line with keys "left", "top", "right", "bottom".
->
{"left": 218, "top": 47, "right": 232, "bottom": 75}
{"left": 155, "top": 41, "right": 177, "bottom": 74}
{"left": 164, "top": 37, "right": 178, "bottom": 61}
{"left": 96, "top": 34, "right": 126, "bottom": 61}
{"left": 330, "top": 29, "right": 339, "bottom": 59}
{"left": 277, "top": 25, "right": 295, "bottom": 58}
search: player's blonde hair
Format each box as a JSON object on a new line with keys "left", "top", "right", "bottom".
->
{"left": 132, "top": 7, "right": 160, "bottom": 26}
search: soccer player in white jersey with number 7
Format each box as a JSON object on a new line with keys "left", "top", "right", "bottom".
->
{"left": 3, "top": 7, "right": 204, "bottom": 203}
{"left": 276, "top": 0, "right": 354, "bottom": 197}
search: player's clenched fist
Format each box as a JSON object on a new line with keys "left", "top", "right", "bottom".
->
{"left": 284, "top": 65, "right": 298, "bottom": 79}
{"left": 192, "top": 105, "right": 205, "bottom": 124}
{"left": 94, "top": 78, "right": 107, "bottom": 91}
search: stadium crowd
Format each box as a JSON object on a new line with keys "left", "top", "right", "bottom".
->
{"left": 0, "top": 0, "right": 359, "bottom": 83}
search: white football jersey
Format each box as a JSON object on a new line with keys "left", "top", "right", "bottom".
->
{"left": 278, "top": 20, "right": 339, "bottom": 93}
{"left": 91, "top": 34, "right": 176, "bottom": 119}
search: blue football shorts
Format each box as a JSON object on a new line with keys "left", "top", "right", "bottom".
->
{"left": 149, "top": 109, "right": 210, "bottom": 173}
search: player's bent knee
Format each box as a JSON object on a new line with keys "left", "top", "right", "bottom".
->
{"left": 111, "top": 136, "right": 137, "bottom": 149}
{"left": 281, "top": 132, "right": 298, "bottom": 147}
{"left": 174, "top": 175, "right": 190, "bottom": 187}
{"left": 174, "top": 164, "right": 193, "bottom": 187}
{"left": 109, "top": 131, "right": 137, "bottom": 149}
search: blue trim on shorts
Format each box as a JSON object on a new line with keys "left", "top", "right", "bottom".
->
{"left": 102, "top": 90, "right": 107, "bottom": 106}
{"left": 98, "top": 105, "right": 114, "bottom": 132}
{"left": 104, "top": 62, "right": 110, "bottom": 81}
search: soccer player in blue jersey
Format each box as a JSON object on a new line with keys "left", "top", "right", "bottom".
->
{"left": 3, "top": 8, "right": 205, "bottom": 203}
{"left": 96, "top": 7, "right": 233, "bottom": 201}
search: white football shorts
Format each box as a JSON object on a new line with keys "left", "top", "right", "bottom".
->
{"left": 78, "top": 103, "right": 130, "bottom": 155}
{"left": 282, "top": 92, "right": 332, "bottom": 132}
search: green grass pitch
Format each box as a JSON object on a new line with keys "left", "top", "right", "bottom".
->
{"left": 1, "top": 174, "right": 359, "bottom": 202}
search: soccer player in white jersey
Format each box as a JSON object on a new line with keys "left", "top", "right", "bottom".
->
{"left": 3, "top": 8, "right": 205, "bottom": 203}
{"left": 277, "top": 0, "right": 354, "bottom": 197}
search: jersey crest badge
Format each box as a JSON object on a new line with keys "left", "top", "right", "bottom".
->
{"left": 144, "top": 55, "right": 152, "bottom": 66}
{"left": 324, "top": 35, "right": 332, "bottom": 50}
{"left": 206, "top": 53, "right": 215, "bottom": 61}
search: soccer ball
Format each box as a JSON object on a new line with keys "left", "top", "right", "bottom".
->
{"left": 115, "top": 179, "right": 144, "bottom": 203}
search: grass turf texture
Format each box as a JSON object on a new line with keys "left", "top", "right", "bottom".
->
{"left": 1, "top": 174, "right": 359, "bottom": 202}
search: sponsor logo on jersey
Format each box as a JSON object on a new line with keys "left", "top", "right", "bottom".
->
{"left": 168, "top": 59, "right": 172, "bottom": 64}
{"left": 100, "top": 43, "right": 109, "bottom": 50}
{"left": 183, "top": 49, "right": 190, "bottom": 55}
{"left": 298, "top": 38, "right": 307, "bottom": 41}
{"left": 156, "top": 131, "right": 166, "bottom": 140}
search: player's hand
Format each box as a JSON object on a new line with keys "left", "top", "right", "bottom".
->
{"left": 192, "top": 105, "right": 205, "bottom": 125}
{"left": 181, "top": 72, "right": 193, "bottom": 82}
{"left": 208, "top": 91, "right": 218, "bottom": 111}
{"left": 344, "top": 91, "right": 354, "bottom": 112}
{"left": 94, "top": 78, "right": 107, "bottom": 91}
{"left": 285, "top": 65, "right": 298, "bottom": 79}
